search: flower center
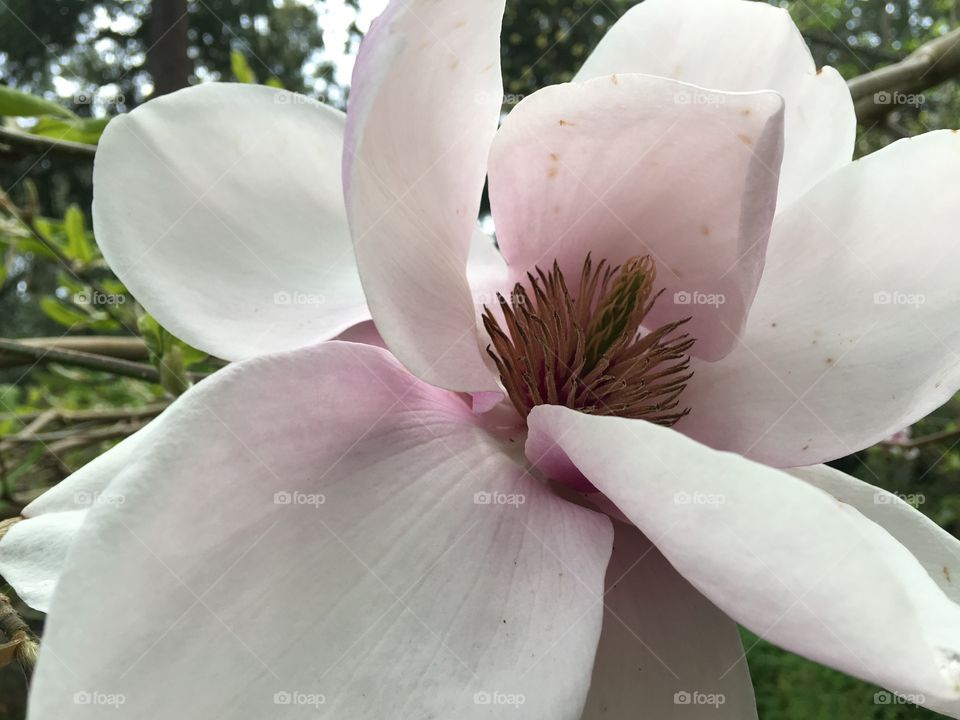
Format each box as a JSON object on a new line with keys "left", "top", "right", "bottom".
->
{"left": 482, "top": 255, "right": 695, "bottom": 423}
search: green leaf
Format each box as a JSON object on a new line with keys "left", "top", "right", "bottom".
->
{"left": 100, "top": 279, "right": 126, "bottom": 295}
{"left": 32, "top": 217, "right": 57, "bottom": 243}
{"left": 138, "top": 312, "right": 208, "bottom": 371}
{"left": 265, "top": 77, "right": 284, "bottom": 89}
{"left": 55, "top": 271, "right": 86, "bottom": 295}
{"left": 63, "top": 204, "right": 94, "bottom": 263}
{"left": 40, "top": 296, "right": 94, "bottom": 327}
{"left": 159, "top": 345, "right": 191, "bottom": 396}
{"left": 0, "top": 85, "right": 76, "bottom": 119}
{"left": 5, "top": 444, "right": 45, "bottom": 487}
{"left": 19, "top": 216, "right": 65, "bottom": 259}
{"left": 230, "top": 49, "right": 258, "bottom": 84}
{"left": 15, "top": 235, "right": 60, "bottom": 261}
{"left": 30, "top": 116, "right": 109, "bottom": 145}
{"left": 137, "top": 313, "right": 164, "bottom": 359}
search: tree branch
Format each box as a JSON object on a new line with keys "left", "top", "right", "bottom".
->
{"left": 882, "top": 426, "right": 960, "bottom": 449}
{"left": 2, "top": 419, "right": 147, "bottom": 447}
{"left": 0, "top": 336, "right": 148, "bottom": 368}
{"left": 0, "top": 338, "right": 205, "bottom": 384}
{"left": 0, "top": 126, "right": 96, "bottom": 160}
{"left": 849, "top": 27, "right": 960, "bottom": 123}
{"left": 0, "top": 402, "right": 168, "bottom": 425}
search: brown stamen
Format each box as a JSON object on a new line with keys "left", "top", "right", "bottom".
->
{"left": 483, "top": 255, "right": 694, "bottom": 423}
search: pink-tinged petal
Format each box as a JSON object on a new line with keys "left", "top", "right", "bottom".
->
{"left": 344, "top": 0, "right": 505, "bottom": 392}
{"left": 94, "top": 83, "right": 368, "bottom": 360}
{"left": 575, "top": 0, "right": 855, "bottom": 207}
{"left": 789, "top": 464, "right": 960, "bottom": 604}
{"left": 334, "top": 320, "right": 385, "bottom": 348}
{"left": 582, "top": 521, "right": 758, "bottom": 719}
{"left": 467, "top": 227, "right": 509, "bottom": 308}
{"left": 680, "top": 131, "right": 960, "bottom": 466}
{"left": 29, "top": 343, "right": 612, "bottom": 720}
{"left": 526, "top": 406, "right": 960, "bottom": 706}
{"left": 331, "top": 231, "right": 505, "bottom": 354}
{"left": 488, "top": 74, "right": 784, "bottom": 361}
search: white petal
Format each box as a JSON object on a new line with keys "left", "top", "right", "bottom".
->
{"left": 29, "top": 342, "right": 613, "bottom": 719}
{"left": 527, "top": 406, "right": 960, "bottom": 705}
{"left": 488, "top": 74, "right": 784, "bottom": 360}
{"left": 94, "top": 83, "right": 368, "bottom": 361}
{"left": 582, "top": 521, "right": 757, "bottom": 719}
{"left": 575, "top": 0, "right": 855, "bottom": 207}
{"left": 344, "top": 0, "right": 505, "bottom": 392}
{"left": 0, "top": 425, "right": 149, "bottom": 610}
{"left": 789, "top": 464, "right": 960, "bottom": 604}
{"left": 0, "top": 512, "right": 84, "bottom": 613}
{"left": 680, "top": 131, "right": 960, "bottom": 467}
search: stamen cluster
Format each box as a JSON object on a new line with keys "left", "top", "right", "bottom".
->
{"left": 483, "top": 255, "right": 694, "bottom": 424}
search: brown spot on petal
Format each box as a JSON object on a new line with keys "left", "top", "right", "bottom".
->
{"left": 547, "top": 167, "right": 559, "bottom": 180}
{"left": 549, "top": 152, "right": 560, "bottom": 162}
{"left": 825, "top": 357, "right": 835, "bottom": 366}
{"left": 741, "top": 108, "right": 752, "bottom": 116}
{"left": 816, "top": 67, "right": 824, "bottom": 75}
{"left": 737, "top": 133, "right": 754, "bottom": 147}
{"left": 449, "top": 56, "right": 461, "bottom": 70}
{"left": 700, "top": 225, "right": 710, "bottom": 237}
{"left": 559, "top": 119, "right": 576, "bottom": 127}
{"left": 945, "top": 567, "right": 953, "bottom": 583}
{"left": 610, "top": 74, "right": 620, "bottom": 85}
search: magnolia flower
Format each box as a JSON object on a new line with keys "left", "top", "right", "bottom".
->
{"left": 3, "top": 0, "right": 960, "bottom": 717}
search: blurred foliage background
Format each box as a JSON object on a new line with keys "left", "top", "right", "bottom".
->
{"left": 0, "top": 0, "right": 958, "bottom": 717}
